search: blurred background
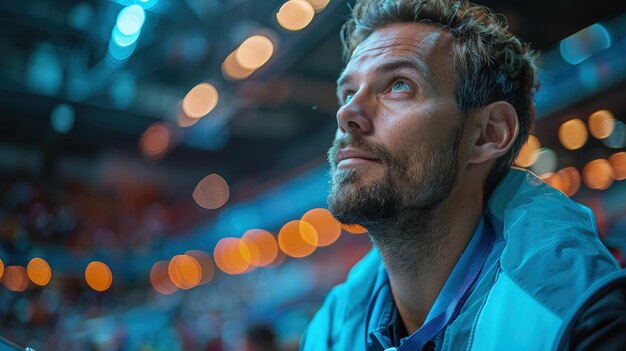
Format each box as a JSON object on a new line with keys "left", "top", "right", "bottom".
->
{"left": 1, "top": 0, "right": 626, "bottom": 350}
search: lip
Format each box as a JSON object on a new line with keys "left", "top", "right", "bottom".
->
{"left": 335, "top": 148, "right": 379, "bottom": 168}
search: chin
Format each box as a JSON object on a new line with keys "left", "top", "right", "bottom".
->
{"left": 328, "top": 175, "right": 401, "bottom": 227}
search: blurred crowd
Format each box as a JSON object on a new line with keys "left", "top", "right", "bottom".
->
{"left": 0, "top": 173, "right": 205, "bottom": 252}
{"left": 0, "top": 173, "right": 370, "bottom": 350}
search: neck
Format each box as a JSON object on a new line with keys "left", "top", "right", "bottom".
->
{"left": 368, "top": 188, "right": 483, "bottom": 335}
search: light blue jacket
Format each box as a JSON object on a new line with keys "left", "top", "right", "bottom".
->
{"left": 301, "top": 169, "right": 620, "bottom": 350}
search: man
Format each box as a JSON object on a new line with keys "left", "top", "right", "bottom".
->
{"left": 300, "top": 0, "right": 621, "bottom": 350}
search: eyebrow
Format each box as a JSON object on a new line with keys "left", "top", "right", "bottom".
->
{"left": 336, "top": 57, "right": 433, "bottom": 99}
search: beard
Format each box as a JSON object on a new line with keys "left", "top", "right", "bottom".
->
{"left": 327, "top": 123, "right": 463, "bottom": 234}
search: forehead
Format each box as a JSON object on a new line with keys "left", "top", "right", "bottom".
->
{"left": 342, "top": 23, "right": 456, "bottom": 93}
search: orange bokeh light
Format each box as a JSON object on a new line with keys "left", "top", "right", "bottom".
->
{"left": 609, "top": 152, "right": 626, "bottom": 181}
{"left": 214, "top": 238, "right": 252, "bottom": 275}
{"left": 583, "top": 159, "right": 614, "bottom": 190}
{"left": 140, "top": 123, "right": 171, "bottom": 160}
{"left": 185, "top": 250, "right": 215, "bottom": 285}
{"left": 561, "top": 167, "right": 582, "bottom": 197}
{"left": 150, "top": 260, "right": 179, "bottom": 295}
{"left": 168, "top": 255, "right": 202, "bottom": 290}
{"left": 514, "top": 135, "right": 541, "bottom": 167}
{"left": 85, "top": 261, "right": 113, "bottom": 292}
{"left": 27, "top": 257, "right": 52, "bottom": 286}
{"left": 301, "top": 208, "right": 341, "bottom": 247}
{"left": 278, "top": 220, "right": 318, "bottom": 258}
{"left": 558, "top": 118, "right": 588, "bottom": 150}
{"left": 305, "top": 0, "right": 331, "bottom": 12}
{"left": 0, "top": 258, "right": 4, "bottom": 279}
{"left": 341, "top": 223, "right": 369, "bottom": 235}
{"left": 176, "top": 111, "right": 200, "bottom": 128}
{"left": 541, "top": 172, "right": 561, "bottom": 190}
{"left": 235, "top": 35, "right": 274, "bottom": 70}
{"left": 3, "top": 266, "right": 28, "bottom": 292}
{"left": 276, "top": 0, "right": 315, "bottom": 31}
{"left": 241, "top": 229, "right": 278, "bottom": 267}
{"left": 222, "top": 50, "right": 256, "bottom": 81}
{"left": 192, "top": 173, "right": 230, "bottom": 210}
{"left": 542, "top": 167, "right": 581, "bottom": 197}
{"left": 182, "top": 83, "right": 219, "bottom": 118}
{"left": 588, "top": 110, "right": 615, "bottom": 139}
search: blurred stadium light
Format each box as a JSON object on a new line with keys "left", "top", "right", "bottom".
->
{"left": 536, "top": 13, "right": 626, "bottom": 117}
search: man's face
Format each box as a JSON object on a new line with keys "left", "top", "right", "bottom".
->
{"left": 327, "top": 23, "right": 466, "bottom": 227}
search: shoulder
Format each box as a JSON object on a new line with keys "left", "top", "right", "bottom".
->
{"left": 300, "top": 249, "right": 381, "bottom": 350}
{"left": 449, "top": 170, "right": 621, "bottom": 351}
{"left": 488, "top": 169, "right": 620, "bottom": 318}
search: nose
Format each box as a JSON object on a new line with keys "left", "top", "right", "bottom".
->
{"left": 336, "top": 90, "right": 373, "bottom": 136}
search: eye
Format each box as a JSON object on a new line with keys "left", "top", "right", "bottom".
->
{"left": 390, "top": 80, "right": 412, "bottom": 92}
{"left": 343, "top": 91, "right": 356, "bottom": 104}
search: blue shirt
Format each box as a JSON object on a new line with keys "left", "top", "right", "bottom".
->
{"left": 301, "top": 169, "right": 620, "bottom": 351}
{"left": 367, "top": 216, "right": 492, "bottom": 350}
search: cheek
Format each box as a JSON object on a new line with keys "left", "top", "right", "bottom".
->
{"left": 379, "top": 118, "right": 440, "bottom": 161}
{"left": 381, "top": 102, "right": 450, "bottom": 136}
{"left": 386, "top": 126, "right": 460, "bottom": 173}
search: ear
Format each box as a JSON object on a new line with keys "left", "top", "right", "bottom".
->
{"left": 468, "top": 101, "right": 519, "bottom": 164}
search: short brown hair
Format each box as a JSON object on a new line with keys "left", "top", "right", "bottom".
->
{"left": 341, "top": 0, "right": 539, "bottom": 191}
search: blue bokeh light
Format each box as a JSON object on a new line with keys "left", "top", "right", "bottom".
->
{"left": 108, "top": 39, "right": 137, "bottom": 62}
{"left": 560, "top": 23, "right": 611, "bottom": 65}
{"left": 68, "top": 2, "right": 95, "bottom": 30}
{"left": 112, "top": 26, "right": 140, "bottom": 47}
{"left": 138, "top": 0, "right": 159, "bottom": 10}
{"left": 108, "top": 4, "right": 147, "bottom": 62}
{"left": 27, "top": 43, "right": 63, "bottom": 96}
{"left": 603, "top": 121, "right": 626, "bottom": 149}
{"left": 51, "top": 104, "right": 75, "bottom": 134}
{"left": 115, "top": 5, "right": 145, "bottom": 36}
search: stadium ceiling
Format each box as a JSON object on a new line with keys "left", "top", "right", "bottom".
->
{"left": 0, "top": 0, "right": 625, "bottom": 191}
